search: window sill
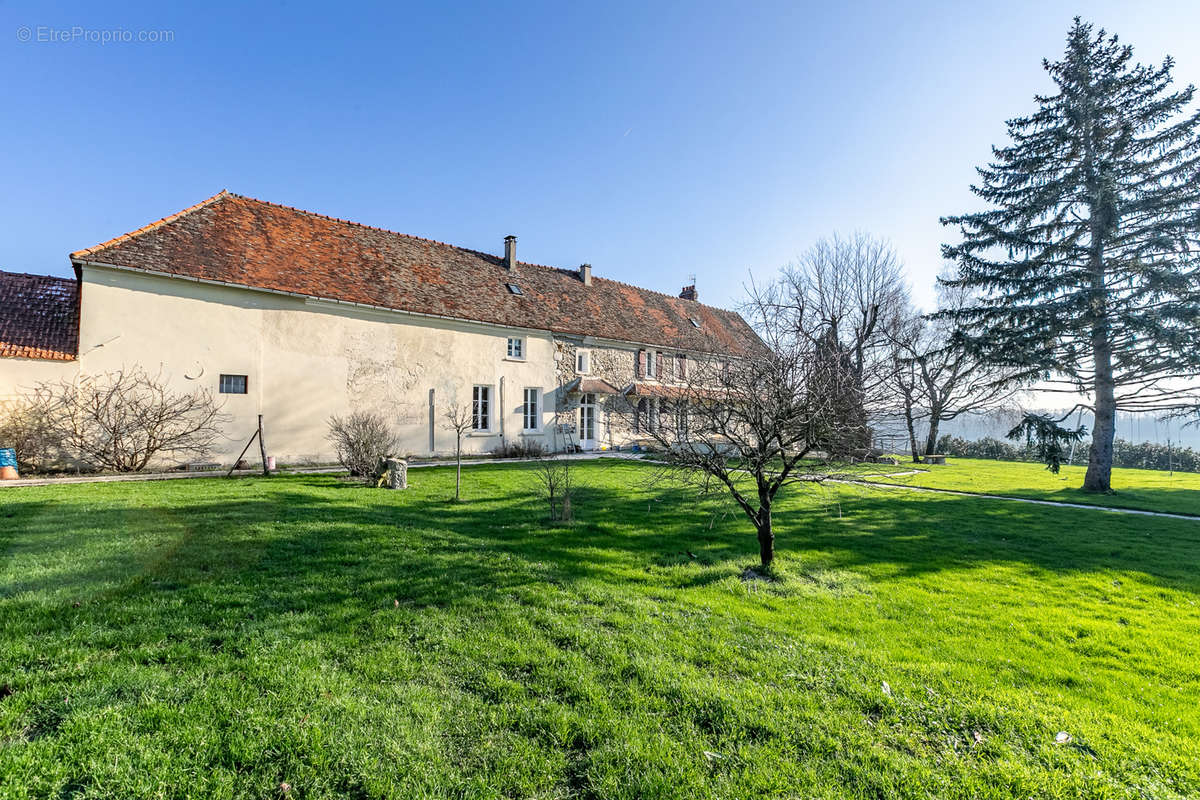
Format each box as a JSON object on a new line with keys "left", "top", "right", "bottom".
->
{"left": 503, "top": 357, "right": 526, "bottom": 363}
{"left": 519, "top": 431, "right": 545, "bottom": 437}
{"left": 466, "top": 430, "right": 496, "bottom": 437}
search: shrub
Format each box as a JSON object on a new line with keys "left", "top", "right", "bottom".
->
{"left": 22, "top": 369, "right": 227, "bottom": 473}
{"left": 530, "top": 455, "right": 574, "bottom": 521}
{"left": 327, "top": 411, "right": 400, "bottom": 478}
{"left": 1111, "top": 438, "right": 1200, "bottom": 472}
{"left": 492, "top": 440, "right": 548, "bottom": 459}
{"left": 0, "top": 394, "right": 65, "bottom": 473}
{"left": 936, "top": 434, "right": 1026, "bottom": 461}
{"left": 936, "top": 433, "right": 1200, "bottom": 473}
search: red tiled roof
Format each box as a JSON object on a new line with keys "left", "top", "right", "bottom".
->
{"left": 70, "top": 192, "right": 756, "bottom": 354}
{"left": 0, "top": 271, "right": 79, "bottom": 361}
{"left": 625, "top": 382, "right": 726, "bottom": 400}
{"left": 566, "top": 377, "right": 624, "bottom": 394}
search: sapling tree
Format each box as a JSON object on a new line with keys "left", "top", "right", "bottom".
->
{"left": 531, "top": 453, "right": 574, "bottom": 522}
{"left": 444, "top": 401, "right": 474, "bottom": 501}
{"left": 941, "top": 18, "right": 1200, "bottom": 492}
{"left": 623, "top": 279, "right": 879, "bottom": 568}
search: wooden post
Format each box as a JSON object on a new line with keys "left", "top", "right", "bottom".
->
{"left": 257, "top": 414, "right": 270, "bottom": 476}
{"left": 226, "top": 428, "right": 259, "bottom": 478}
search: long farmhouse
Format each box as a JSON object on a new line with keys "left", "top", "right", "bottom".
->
{"left": 0, "top": 192, "right": 754, "bottom": 465}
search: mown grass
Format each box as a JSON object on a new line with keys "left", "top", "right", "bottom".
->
{"left": 866, "top": 457, "right": 1200, "bottom": 515}
{"left": 1, "top": 460, "right": 1198, "bottom": 799}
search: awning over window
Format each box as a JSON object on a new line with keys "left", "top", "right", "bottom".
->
{"left": 624, "top": 382, "right": 724, "bottom": 400}
{"left": 564, "top": 377, "right": 622, "bottom": 395}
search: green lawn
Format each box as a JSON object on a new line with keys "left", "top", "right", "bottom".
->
{"left": 866, "top": 457, "right": 1200, "bottom": 516}
{"left": 1, "top": 461, "right": 1198, "bottom": 799}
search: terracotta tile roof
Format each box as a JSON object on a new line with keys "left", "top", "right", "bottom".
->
{"left": 70, "top": 192, "right": 756, "bottom": 354}
{"left": 626, "top": 382, "right": 701, "bottom": 400}
{"left": 0, "top": 271, "right": 79, "bottom": 361}
{"left": 566, "top": 377, "right": 624, "bottom": 394}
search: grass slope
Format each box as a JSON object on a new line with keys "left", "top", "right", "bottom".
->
{"left": 867, "top": 458, "right": 1200, "bottom": 516}
{"left": 1, "top": 461, "right": 1198, "bottom": 799}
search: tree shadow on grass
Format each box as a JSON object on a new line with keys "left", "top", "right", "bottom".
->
{"left": 1, "top": 465, "right": 1198, "bottom": 646}
{"left": 774, "top": 485, "right": 1200, "bottom": 591}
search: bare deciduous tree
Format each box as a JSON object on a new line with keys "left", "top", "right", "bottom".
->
{"left": 885, "top": 311, "right": 930, "bottom": 462}
{"left": 531, "top": 454, "right": 574, "bottom": 521}
{"left": 27, "top": 368, "right": 227, "bottom": 472}
{"left": 623, "top": 279, "right": 879, "bottom": 568}
{"left": 772, "top": 232, "right": 910, "bottom": 455}
{"left": 327, "top": 410, "right": 400, "bottom": 480}
{"left": 888, "top": 270, "right": 1025, "bottom": 459}
{"left": 0, "top": 393, "right": 66, "bottom": 473}
{"left": 444, "top": 401, "right": 474, "bottom": 501}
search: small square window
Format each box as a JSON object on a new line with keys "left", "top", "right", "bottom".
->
{"left": 507, "top": 337, "right": 524, "bottom": 359}
{"left": 576, "top": 350, "right": 590, "bottom": 374}
{"left": 219, "top": 374, "right": 248, "bottom": 394}
{"left": 506, "top": 283, "right": 523, "bottom": 295}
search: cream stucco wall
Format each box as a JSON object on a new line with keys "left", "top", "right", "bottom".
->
{"left": 2, "top": 266, "right": 565, "bottom": 466}
{"left": 1, "top": 265, "right": 709, "bottom": 467}
{"left": 0, "top": 357, "right": 78, "bottom": 402}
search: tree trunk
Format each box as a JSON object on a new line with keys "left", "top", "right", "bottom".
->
{"left": 756, "top": 507, "right": 774, "bottom": 567}
{"left": 1084, "top": 358, "right": 1116, "bottom": 493}
{"left": 1083, "top": 214, "right": 1115, "bottom": 494}
{"left": 455, "top": 434, "right": 462, "bottom": 500}
{"left": 924, "top": 415, "right": 941, "bottom": 457}
{"left": 903, "top": 399, "right": 921, "bottom": 463}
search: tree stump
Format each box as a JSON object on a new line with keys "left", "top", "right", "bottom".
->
{"left": 385, "top": 458, "right": 408, "bottom": 490}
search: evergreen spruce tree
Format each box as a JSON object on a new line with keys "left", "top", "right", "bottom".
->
{"left": 940, "top": 18, "right": 1200, "bottom": 493}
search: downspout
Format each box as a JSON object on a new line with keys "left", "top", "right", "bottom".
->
{"left": 428, "top": 388, "right": 435, "bottom": 454}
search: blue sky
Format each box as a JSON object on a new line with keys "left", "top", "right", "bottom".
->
{"left": 2, "top": 0, "right": 1198, "bottom": 311}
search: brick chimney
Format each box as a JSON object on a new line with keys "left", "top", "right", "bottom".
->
{"left": 580, "top": 263, "right": 592, "bottom": 286}
{"left": 679, "top": 284, "right": 697, "bottom": 301}
{"left": 504, "top": 235, "right": 517, "bottom": 270}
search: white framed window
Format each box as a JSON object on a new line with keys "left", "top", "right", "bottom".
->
{"left": 472, "top": 385, "right": 491, "bottom": 431}
{"left": 506, "top": 337, "right": 524, "bottom": 359}
{"left": 219, "top": 374, "right": 248, "bottom": 394}
{"left": 576, "top": 350, "right": 591, "bottom": 374}
{"left": 645, "top": 350, "right": 657, "bottom": 378}
{"left": 522, "top": 388, "right": 540, "bottom": 431}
